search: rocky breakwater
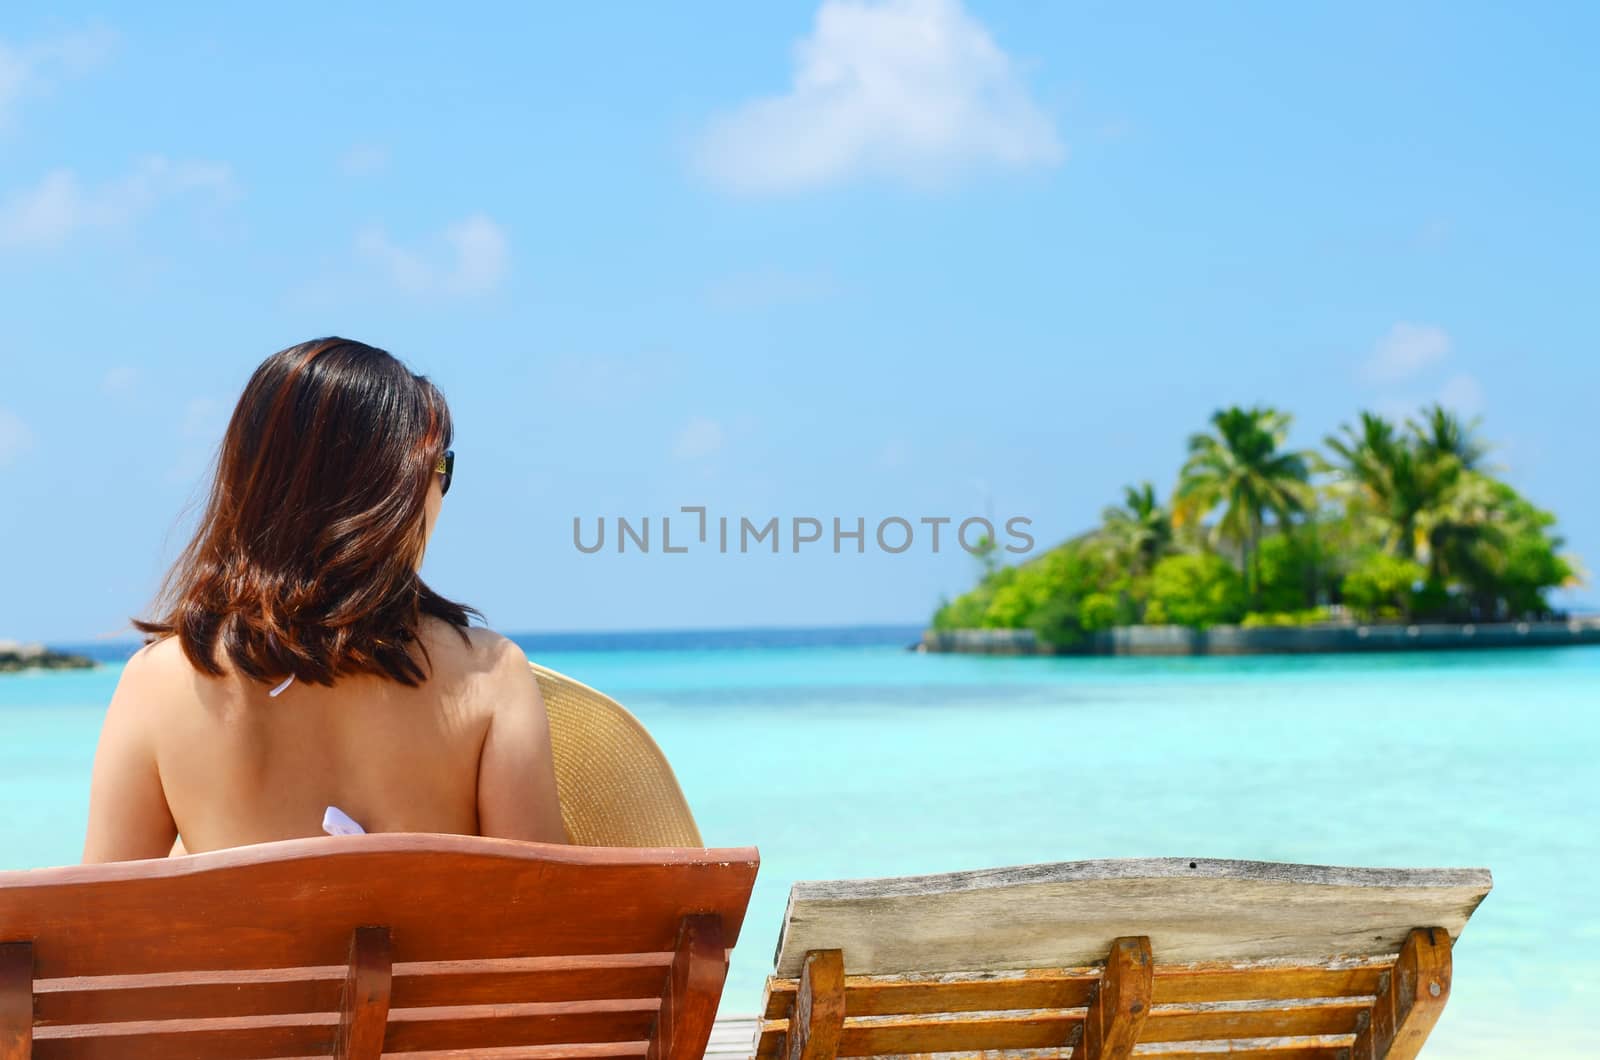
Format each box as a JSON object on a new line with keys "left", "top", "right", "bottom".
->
{"left": 0, "top": 640, "right": 96, "bottom": 673}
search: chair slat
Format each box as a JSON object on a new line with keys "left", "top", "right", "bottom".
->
{"left": 763, "top": 968, "right": 1100, "bottom": 1019}
{"left": 394, "top": 954, "right": 674, "bottom": 1009}
{"left": 1130, "top": 1043, "right": 1351, "bottom": 1060}
{"left": 756, "top": 1016, "right": 787, "bottom": 1057}
{"left": 1071, "top": 937, "right": 1152, "bottom": 1060}
{"left": 35, "top": 1000, "right": 663, "bottom": 1060}
{"left": 272, "top": 1043, "right": 651, "bottom": 1060}
{"left": 336, "top": 926, "right": 391, "bottom": 1060}
{"left": 34, "top": 953, "right": 676, "bottom": 1026}
{"left": 358, "top": 1046, "right": 647, "bottom": 1060}
{"left": 761, "top": 957, "right": 1390, "bottom": 1024}
{"left": 34, "top": 1012, "right": 338, "bottom": 1060}
{"left": 1141, "top": 998, "right": 1372, "bottom": 1044}
{"left": 1152, "top": 962, "right": 1387, "bottom": 1004}
{"left": 35, "top": 967, "right": 341, "bottom": 1025}
{"left": 0, "top": 942, "right": 32, "bottom": 1060}
{"left": 646, "top": 915, "right": 728, "bottom": 1060}
{"left": 784, "top": 950, "right": 844, "bottom": 1060}
{"left": 1348, "top": 927, "right": 1451, "bottom": 1060}
{"left": 827, "top": 1009, "right": 1089, "bottom": 1057}
{"left": 384, "top": 999, "right": 659, "bottom": 1053}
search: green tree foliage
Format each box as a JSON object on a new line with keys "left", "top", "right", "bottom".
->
{"left": 1253, "top": 532, "right": 1319, "bottom": 613}
{"left": 1145, "top": 553, "right": 1248, "bottom": 628}
{"left": 931, "top": 544, "right": 1121, "bottom": 646}
{"left": 1412, "top": 403, "right": 1490, "bottom": 470}
{"left": 1325, "top": 405, "right": 1489, "bottom": 569}
{"left": 1176, "top": 407, "right": 1315, "bottom": 604}
{"left": 1240, "top": 607, "right": 1334, "bottom": 628}
{"left": 1341, "top": 552, "right": 1427, "bottom": 618}
{"left": 1326, "top": 412, "right": 1436, "bottom": 558}
{"left": 1100, "top": 483, "right": 1173, "bottom": 576}
{"left": 1434, "top": 477, "right": 1575, "bottom": 618}
{"left": 933, "top": 403, "right": 1580, "bottom": 635}
{"left": 930, "top": 591, "right": 988, "bottom": 632}
{"left": 1079, "top": 592, "right": 1120, "bottom": 632}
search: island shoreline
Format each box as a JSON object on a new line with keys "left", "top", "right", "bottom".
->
{"left": 0, "top": 641, "right": 97, "bottom": 674}
{"left": 921, "top": 618, "right": 1600, "bottom": 656}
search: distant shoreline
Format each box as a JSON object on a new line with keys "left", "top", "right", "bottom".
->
{"left": 0, "top": 642, "right": 96, "bottom": 674}
{"left": 921, "top": 618, "right": 1600, "bottom": 656}
{"left": 7, "top": 625, "right": 932, "bottom": 671}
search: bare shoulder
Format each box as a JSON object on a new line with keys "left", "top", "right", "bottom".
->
{"left": 114, "top": 637, "right": 191, "bottom": 707}
{"left": 100, "top": 636, "right": 194, "bottom": 744}
{"left": 466, "top": 626, "right": 529, "bottom": 668}
{"left": 127, "top": 634, "right": 185, "bottom": 676}
{"left": 475, "top": 628, "right": 543, "bottom": 705}
{"left": 420, "top": 621, "right": 541, "bottom": 708}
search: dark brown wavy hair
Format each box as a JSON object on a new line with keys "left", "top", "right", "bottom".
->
{"left": 136, "top": 338, "right": 478, "bottom": 686}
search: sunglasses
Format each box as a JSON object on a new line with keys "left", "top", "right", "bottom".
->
{"left": 435, "top": 450, "right": 455, "bottom": 496}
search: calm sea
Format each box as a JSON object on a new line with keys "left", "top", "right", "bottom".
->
{"left": 2, "top": 627, "right": 1596, "bottom": 1056}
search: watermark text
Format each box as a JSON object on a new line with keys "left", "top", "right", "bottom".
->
{"left": 572, "top": 507, "right": 1034, "bottom": 556}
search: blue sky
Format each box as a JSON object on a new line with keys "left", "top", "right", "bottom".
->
{"left": 1, "top": 1, "right": 1596, "bottom": 642}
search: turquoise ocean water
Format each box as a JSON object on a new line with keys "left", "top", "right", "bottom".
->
{"left": 2, "top": 629, "right": 1596, "bottom": 1056}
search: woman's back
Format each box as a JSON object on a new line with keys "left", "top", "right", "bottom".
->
{"left": 123, "top": 623, "right": 519, "bottom": 853}
{"left": 86, "top": 620, "right": 562, "bottom": 860}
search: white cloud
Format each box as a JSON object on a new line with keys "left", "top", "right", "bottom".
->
{"left": 1436, "top": 374, "right": 1485, "bottom": 416}
{"left": 357, "top": 213, "right": 509, "bottom": 296}
{"left": 1362, "top": 323, "right": 1485, "bottom": 419}
{"left": 696, "top": 0, "right": 1062, "bottom": 194}
{"left": 1363, "top": 322, "right": 1451, "bottom": 383}
{"left": 0, "top": 24, "right": 116, "bottom": 128}
{"left": 0, "top": 408, "right": 33, "bottom": 467}
{"left": 0, "top": 156, "right": 235, "bottom": 250}
{"left": 338, "top": 143, "right": 389, "bottom": 177}
{"left": 672, "top": 417, "right": 725, "bottom": 461}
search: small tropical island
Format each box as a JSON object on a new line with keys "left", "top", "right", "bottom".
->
{"left": 0, "top": 640, "right": 96, "bottom": 674}
{"left": 927, "top": 404, "right": 1596, "bottom": 655}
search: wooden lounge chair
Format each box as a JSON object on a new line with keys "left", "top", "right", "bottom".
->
{"left": 758, "top": 858, "right": 1491, "bottom": 1060}
{"left": 0, "top": 834, "right": 759, "bottom": 1059}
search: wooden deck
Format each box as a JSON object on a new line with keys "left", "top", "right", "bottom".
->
{"left": 709, "top": 1015, "right": 760, "bottom": 1060}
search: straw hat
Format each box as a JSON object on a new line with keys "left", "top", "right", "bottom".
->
{"left": 531, "top": 661, "right": 704, "bottom": 848}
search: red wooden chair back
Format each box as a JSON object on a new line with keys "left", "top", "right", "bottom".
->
{"left": 0, "top": 834, "right": 759, "bottom": 1060}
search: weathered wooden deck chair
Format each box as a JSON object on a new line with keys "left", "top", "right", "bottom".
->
{"left": 0, "top": 835, "right": 758, "bottom": 1058}
{"left": 758, "top": 859, "right": 1491, "bottom": 1060}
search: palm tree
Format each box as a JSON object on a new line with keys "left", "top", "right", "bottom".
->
{"left": 1328, "top": 408, "right": 1486, "bottom": 566}
{"left": 1175, "top": 407, "right": 1314, "bottom": 603}
{"left": 1100, "top": 482, "right": 1172, "bottom": 576}
{"left": 1410, "top": 404, "right": 1490, "bottom": 471}
{"left": 1415, "top": 471, "right": 1506, "bottom": 600}
{"left": 1326, "top": 412, "right": 1434, "bottom": 558}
